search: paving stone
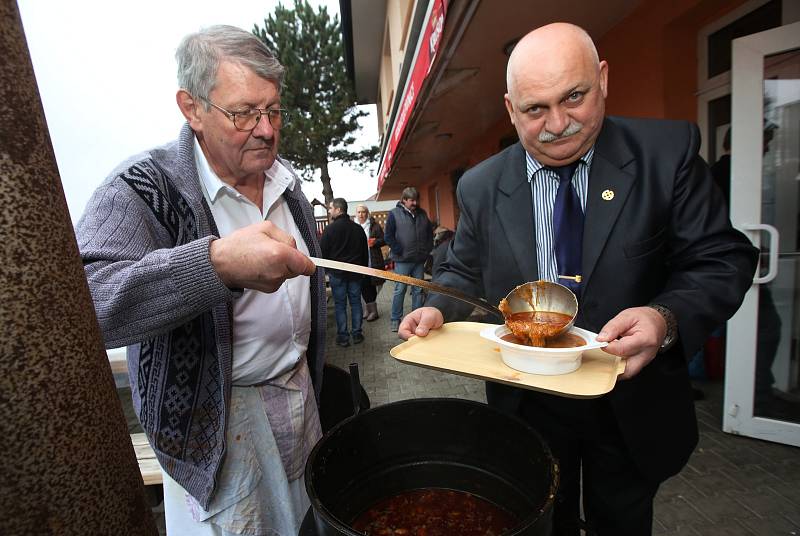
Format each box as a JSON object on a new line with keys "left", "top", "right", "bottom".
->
{"left": 724, "top": 464, "right": 786, "bottom": 489}
{"left": 680, "top": 469, "right": 746, "bottom": 497}
{"left": 784, "top": 508, "right": 800, "bottom": 527}
{"left": 772, "top": 482, "right": 800, "bottom": 506}
{"left": 656, "top": 484, "right": 705, "bottom": 508}
{"left": 654, "top": 496, "right": 713, "bottom": 531}
{"left": 696, "top": 431, "right": 726, "bottom": 450}
{"left": 685, "top": 520, "right": 760, "bottom": 535}
{"left": 750, "top": 441, "right": 800, "bottom": 463}
{"left": 689, "top": 494, "right": 760, "bottom": 523}
{"left": 763, "top": 459, "right": 800, "bottom": 484}
{"left": 653, "top": 524, "right": 703, "bottom": 536}
{"left": 739, "top": 514, "right": 800, "bottom": 535}
{"left": 712, "top": 444, "right": 770, "bottom": 466}
{"left": 727, "top": 487, "right": 800, "bottom": 517}
{"left": 685, "top": 448, "right": 738, "bottom": 474}
{"left": 657, "top": 474, "right": 693, "bottom": 502}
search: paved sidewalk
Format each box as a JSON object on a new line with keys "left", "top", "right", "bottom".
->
{"left": 328, "top": 288, "right": 800, "bottom": 536}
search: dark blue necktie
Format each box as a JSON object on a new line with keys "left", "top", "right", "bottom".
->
{"left": 550, "top": 162, "right": 583, "bottom": 298}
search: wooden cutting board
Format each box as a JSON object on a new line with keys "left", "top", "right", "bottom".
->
{"left": 390, "top": 321, "right": 625, "bottom": 399}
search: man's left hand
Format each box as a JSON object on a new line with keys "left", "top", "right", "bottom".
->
{"left": 596, "top": 306, "right": 667, "bottom": 380}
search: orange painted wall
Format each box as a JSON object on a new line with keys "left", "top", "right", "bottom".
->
{"left": 417, "top": 115, "right": 517, "bottom": 230}
{"left": 598, "top": 0, "right": 748, "bottom": 120}
{"left": 416, "top": 175, "right": 452, "bottom": 228}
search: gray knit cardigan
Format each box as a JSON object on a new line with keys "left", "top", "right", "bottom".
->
{"left": 76, "top": 124, "right": 326, "bottom": 509}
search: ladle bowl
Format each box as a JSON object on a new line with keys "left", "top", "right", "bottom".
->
{"left": 500, "top": 281, "right": 579, "bottom": 339}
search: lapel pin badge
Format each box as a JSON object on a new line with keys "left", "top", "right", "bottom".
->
{"left": 601, "top": 189, "right": 614, "bottom": 201}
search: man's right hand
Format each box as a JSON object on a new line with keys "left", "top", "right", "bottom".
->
{"left": 398, "top": 307, "right": 444, "bottom": 340}
{"left": 209, "top": 220, "right": 316, "bottom": 293}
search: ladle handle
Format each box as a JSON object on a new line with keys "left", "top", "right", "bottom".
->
{"left": 310, "top": 257, "right": 502, "bottom": 317}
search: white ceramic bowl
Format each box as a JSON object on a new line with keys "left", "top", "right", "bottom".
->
{"left": 479, "top": 324, "right": 608, "bottom": 375}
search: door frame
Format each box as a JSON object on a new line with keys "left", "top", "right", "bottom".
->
{"left": 723, "top": 21, "right": 800, "bottom": 446}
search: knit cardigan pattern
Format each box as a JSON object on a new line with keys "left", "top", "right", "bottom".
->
{"left": 76, "top": 124, "right": 326, "bottom": 509}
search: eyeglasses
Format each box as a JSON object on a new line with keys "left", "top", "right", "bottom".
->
{"left": 199, "top": 96, "right": 289, "bottom": 131}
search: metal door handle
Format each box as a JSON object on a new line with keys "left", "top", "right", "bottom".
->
{"left": 742, "top": 223, "right": 780, "bottom": 284}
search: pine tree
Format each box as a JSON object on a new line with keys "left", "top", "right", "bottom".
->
{"left": 254, "top": 1, "right": 378, "bottom": 205}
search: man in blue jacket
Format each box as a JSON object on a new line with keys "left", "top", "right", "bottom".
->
{"left": 384, "top": 187, "right": 434, "bottom": 331}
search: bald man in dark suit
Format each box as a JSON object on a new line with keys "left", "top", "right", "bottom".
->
{"left": 399, "top": 23, "right": 758, "bottom": 536}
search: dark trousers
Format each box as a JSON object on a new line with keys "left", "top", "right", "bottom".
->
{"left": 520, "top": 394, "right": 659, "bottom": 536}
{"left": 361, "top": 278, "right": 378, "bottom": 303}
{"left": 755, "top": 284, "right": 781, "bottom": 401}
{"left": 329, "top": 273, "right": 363, "bottom": 342}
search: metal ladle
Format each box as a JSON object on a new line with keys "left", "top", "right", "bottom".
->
{"left": 309, "top": 258, "right": 577, "bottom": 333}
{"left": 499, "top": 280, "right": 578, "bottom": 340}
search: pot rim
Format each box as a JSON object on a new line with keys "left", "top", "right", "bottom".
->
{"left": 305, "top": 397, "right": 559, "bottom": 535}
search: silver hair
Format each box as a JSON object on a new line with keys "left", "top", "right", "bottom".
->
{"left": 538, "top": 120, "right": 583, "bottom": 143}
{"left": 401, "top": 186, "right": 419, "bottom": 200}
{"left": 175, "top": 25, "right": 284, "bottom": 109}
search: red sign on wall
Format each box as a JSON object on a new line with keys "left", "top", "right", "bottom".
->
{"left": 376, "top": 0, "right": 448, "bottom": 191}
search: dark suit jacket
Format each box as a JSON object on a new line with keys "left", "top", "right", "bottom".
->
{"left": 427, "top": 116, "right": 758, "bottom": 482}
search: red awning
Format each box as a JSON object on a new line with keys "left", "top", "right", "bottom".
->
{"left": 376, "top": 0, "right": 449, "bottom": 190}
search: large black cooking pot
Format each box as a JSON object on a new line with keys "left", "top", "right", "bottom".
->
{"left": 305, "top": 398, "right": 557, "bottom": 535}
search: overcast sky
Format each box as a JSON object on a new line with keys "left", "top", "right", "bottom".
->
{"left": 18, "top": 0, "right": 380, "bottom": 222}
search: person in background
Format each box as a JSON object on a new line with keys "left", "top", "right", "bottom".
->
{"left": 384, "top": 187, "right": 434, "bottom": 332}
{"left": 399, "top": 23, "right": 757, "bottom": 536}
{"left": 355, "top": 204, "right": 385, "bottom": 321}
{"left": 76, "top": 25, "right": 325, "bottom": 535}
{"left": 709, "top": 127, "right": 732, "bottom": 204}
{"left": 427, "top": 226, "right": 455, "bottom": 279}
{"left": 321, "top": 198, "right": 369, "bottom": 347}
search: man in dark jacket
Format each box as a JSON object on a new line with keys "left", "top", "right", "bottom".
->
{"left": 321, "top": 198, "right": 369, "bottom": 346}
{"left": 384, "top": 187, "right": 434, "bottom": 332}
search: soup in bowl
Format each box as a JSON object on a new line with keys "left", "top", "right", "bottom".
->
{"left": 480, "top": 324, "right": 608, "bottom": 375}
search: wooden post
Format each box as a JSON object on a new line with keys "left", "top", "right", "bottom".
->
{"left": 0, "top": 1, "right": 158, "bottom": 534}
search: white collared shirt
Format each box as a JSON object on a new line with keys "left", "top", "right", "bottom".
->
{"left": 195, "top": 137, "right": 311, "bottom": 385}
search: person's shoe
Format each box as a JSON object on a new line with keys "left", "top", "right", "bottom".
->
{"left": 352, "top": 333, "right": 365, "bottom": 344}
{"left": 336, "top": 338, "right": 350, "bottom": 347}
{"left": 391, "top": 320, "right": 400, "bottom": 332}
{"left": 365, "top": 303, "right": 379, "bottom": 322}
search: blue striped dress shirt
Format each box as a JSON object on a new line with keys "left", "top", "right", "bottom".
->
{"left": 526, "top": 147, "right": 594, "bottom": 283}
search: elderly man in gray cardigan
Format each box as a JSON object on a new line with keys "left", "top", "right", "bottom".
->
{"left": 76, "top": 26, "right": 325, "bottom": 535}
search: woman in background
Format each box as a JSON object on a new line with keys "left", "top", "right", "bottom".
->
{"left": 355, "top": 205, "right": 385, "bottom": 321}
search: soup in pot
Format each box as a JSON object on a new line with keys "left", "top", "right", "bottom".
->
{"left": 351, "top": 488, "right": 518, "bottom": 536}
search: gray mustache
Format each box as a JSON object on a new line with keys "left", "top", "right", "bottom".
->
{"left": 538, "top": 121, "right": 583, "bottom": 143}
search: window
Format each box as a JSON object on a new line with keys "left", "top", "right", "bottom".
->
{"left": 707, "top": 0, "right": 782, "bottom": 79}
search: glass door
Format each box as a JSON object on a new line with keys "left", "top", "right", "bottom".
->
{"left": 725, "top": 21, "right": 800, "bottom": 446}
